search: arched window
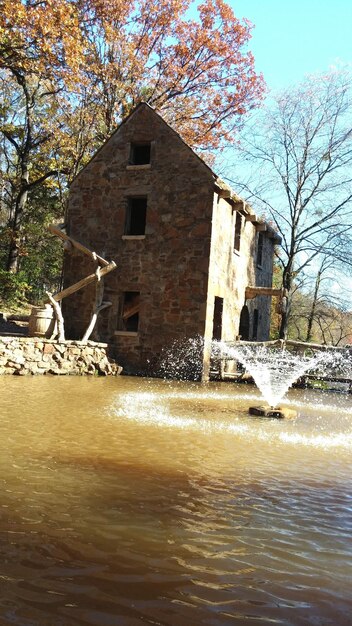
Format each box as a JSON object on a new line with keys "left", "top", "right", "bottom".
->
{"left": 239, "top": 305, "right": 250, "bottom": 340}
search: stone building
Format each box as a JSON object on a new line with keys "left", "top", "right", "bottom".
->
{"left": 63, "top": 103, "right": 280, "bottom": 379}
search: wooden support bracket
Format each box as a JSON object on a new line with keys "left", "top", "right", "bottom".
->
{"left": 49, "top": 224, "right": 109, "bottom": 267}
{"left": 46, "top": 291, "right": 65, "bottom": 341}
{"left": 48, "top": 223, "right": 117, "bottom": 342}
{"left": 245, "top": 286, "right": 283, "bottom": 300}
{"left": 52, "top": 261, "right": 116, "bottom": 302}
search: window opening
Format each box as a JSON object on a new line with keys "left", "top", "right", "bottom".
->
{"left": 257, "top": 232, "right": 264, "bottom": 267}
{"left": 121, "top": 291, "right": 140, "bottom": 331}
{"left": 125, "top": 197, "right": 147, "bottom": 235}
{"left": 129, "top": 142, "right": 151, "bottom": 165}
{"left": 238, "top": 305, "right": 250, "bottom": 340}
{"left": 234, "top": 212, "right": 242, "bottom": 253}
{"left": 252, "top": 309, "right": 259, "bottom": 340}
{"left": 212, "top": 297, "right": 223, "bottom": 341}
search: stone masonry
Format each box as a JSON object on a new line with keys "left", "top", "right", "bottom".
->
{"left": 0, "top": 337, "right": 121, "bottom": 375}
{"left": 62, "top": 103, "right": 280, "bottom": 379}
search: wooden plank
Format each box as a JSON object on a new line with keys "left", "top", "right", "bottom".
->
{"left": 122, "top": 302, "right": 140, "bottom": 319}
{"left": 49, "top": 224, "right": 109, "bottom": 267}
{"left": 46, "top": 291, "right": 65, "bottom": 341}
{"left": 232, "top": 201, "right": 244, "bottom": 212}
{"left": 52, "top": 261, "right": 116, "bottom": 302}
{"left": 245, "top": 214, "right": 258, "bottom": 222}
{"left": 245, "top": 286, "right": 283, "bottom": 299}
{"left": 221, "top": 338, "right": 349, "bottom": 352}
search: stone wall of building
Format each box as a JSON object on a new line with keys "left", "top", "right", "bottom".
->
{"left": 0, "top": 337, "right": 121, "bottom": 375}
{"left": 205, "top": 195, "right": 276, "bottom": 340}
{"left": 62, "top": 103, "right": 278, "bottom": 378}
{"left": 63, "top": 104, "right": 215, "bottom": 373}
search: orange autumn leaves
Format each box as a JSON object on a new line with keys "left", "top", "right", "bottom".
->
{"left": 0, "top": 0, "right": 264, "bottom": 151}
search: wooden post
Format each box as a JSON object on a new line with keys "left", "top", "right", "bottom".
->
{"left": 46, "top": 292, "right": 65, "bottom": 341}
{"left": 52, "top": 261, "right": 116, "bottom": 302}
{"left": 82, "top": 266, "right": 112, "bottom": 342}
{"left": 48, "top": 224, "right": 117, "bottom": 343}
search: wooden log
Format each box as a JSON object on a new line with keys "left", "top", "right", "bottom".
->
{"left": 222, "top": 338, "right": 348, "bottom": 352}
{"left": 52, "top": 261, "right": 116, "bottom": 302}
{"left": 81, "top": 267, "right": 113, "bottom": 342}
{"left": 122, "top": 302, "right": 140, "bottom": 319}
{"left": 246, "top": 286, "right": 283, "bottom": 299}
{"left": 224, "top": 339, "right": 284, "bottom": 348}
{"left": 46, "top": 292, "right": 65, "bottom": 341}
{"left": 82, "top": 302, "right": 111, "bottom": 342}
{"left": 284, "top": 339, "right": 347, "bottom": 351}
{"left": 49, "top": 224, "right": 109, "bottom": 267}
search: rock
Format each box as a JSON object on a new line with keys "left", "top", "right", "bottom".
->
{"left": 249, "top": 405, "right": 297, "bottom": 419}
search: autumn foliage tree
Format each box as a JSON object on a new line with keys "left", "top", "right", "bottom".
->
{"left": 0, "top": 0, "right": 83, "bottom": 273}
{"left": 78, "top": 0, "right": 263, "bottom": 148}
{"left": 0, "top": 0, "right": 263, "bottom": 296}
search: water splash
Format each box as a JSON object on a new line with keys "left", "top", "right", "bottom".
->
{"left": 157, "top": 335, "right": 351, "bottom": 409}
{"left": 215, "top": 342, "right": 347, "bottom": 408}
{"left": 157, "top": 335, "right": 205, "bottom": 380}
{"left": 111, "top": 391, "right": 352, "bottom": 451}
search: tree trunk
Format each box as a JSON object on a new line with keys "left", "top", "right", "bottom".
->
{"left": 278, "top": 266, "right": 293, "bottom": 339}
{"left": 306, "top": 269, "right": 322, "bottom": 342}
{"left": 6, "top": 183, "right": 28, "bottom": 273}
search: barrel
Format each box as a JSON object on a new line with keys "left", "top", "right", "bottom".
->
{"left": 28, "top": 304, "right": 55, "bottom": 338}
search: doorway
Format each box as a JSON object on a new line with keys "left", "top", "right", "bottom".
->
{"left": 212, "top": 297, "right": 223, "bottom": 341}
{"left": 239, "top": 305, "right": 250, "bottom": 340}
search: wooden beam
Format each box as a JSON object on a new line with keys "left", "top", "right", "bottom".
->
{"left": 232, "top": 201, "right": 244, "bottom": 212}
{"left": 245, "top": 214, "right": 258, "bottom": 222}
{"left": 222, "top": 338, "right": 348, "bottom": 352}
{"left": 255, "top": 223, "right": 267, "bottom": 232}
{"left": 218, "top": 188, "right": 231, "bottom": 199}
{"left": 52, "top": 261, "right": 116, "bottom": 302}
{"left": 49, "top": 224, "right": 109, "bottom": 267}
{"left": 46, "top": 292, "right": 65, "bottom": 341}
{"left": 122, "top": 302, "right": 140, "bottom": 319}
{"left": 246, "top": 286, "right": 283, "bottom": 300}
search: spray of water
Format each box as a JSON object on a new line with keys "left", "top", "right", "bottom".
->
{"left": 157, "top": 335, "right": 205, "bottom": 380}
{"left": 215, "top": 342, "right": 347, "bottom": 408}
{"left": 158, "top": 335, "right": 350, "bottom": 408}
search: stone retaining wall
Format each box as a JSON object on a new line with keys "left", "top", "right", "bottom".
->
{"left": 0, "top": 336, "right": 122, "bottom": 376}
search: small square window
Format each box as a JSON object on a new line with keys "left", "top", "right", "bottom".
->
{"left": 129, "top": 142, "right": 151, "bottom": 165}
{"left": 125, "top": 197, "right": 147, "bottom": 235}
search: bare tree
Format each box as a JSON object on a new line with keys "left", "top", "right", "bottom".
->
{"left": 228, "top": 70, "right": 352, "bottom": 339}
{"left": 288, "top": 253, "right": 351, "bottom": 345}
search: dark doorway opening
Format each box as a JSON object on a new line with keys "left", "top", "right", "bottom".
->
{"left": 212, "top": 297, "right": 223, "bottom": 341}
{"left": 239, "top": 305, "right": 250, "bottom": 340}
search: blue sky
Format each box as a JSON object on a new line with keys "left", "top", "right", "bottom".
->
{"left": 234, "top": 0, "right": 352, "bottom": 90}
{"left": 224, "top": 1, "right": 352, "bottom": 305}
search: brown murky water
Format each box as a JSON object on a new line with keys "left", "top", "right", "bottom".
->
{"left": 0, "top": 375, "right": 351, "bottom": 626}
